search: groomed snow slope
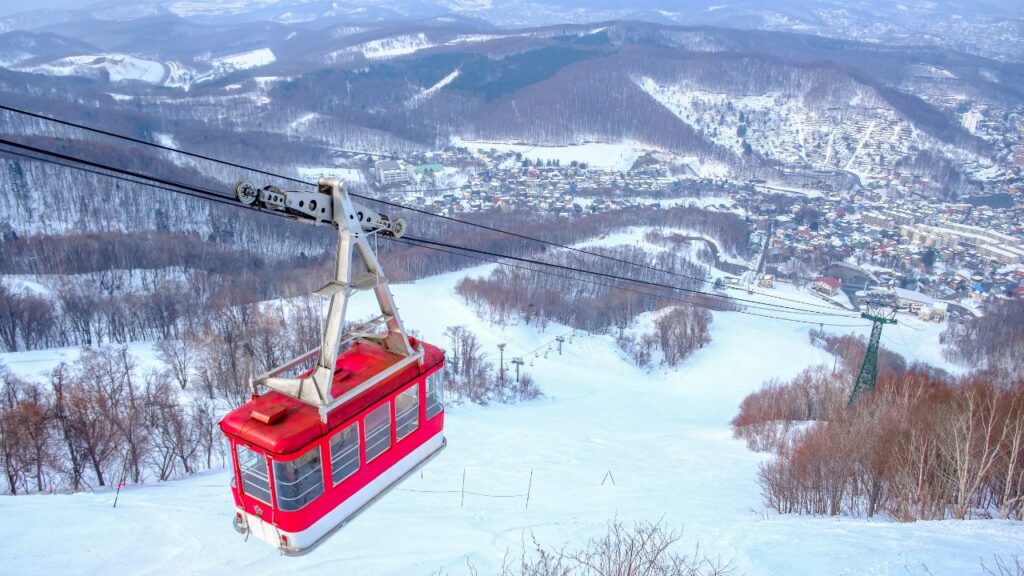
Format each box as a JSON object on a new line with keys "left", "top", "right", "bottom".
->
{"left": 1, "top": 265, "right": 1021, "bottom": 575}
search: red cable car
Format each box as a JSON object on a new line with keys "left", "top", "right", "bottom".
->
{"left": 219, "top": 178, "right": 446, "bottom": 555}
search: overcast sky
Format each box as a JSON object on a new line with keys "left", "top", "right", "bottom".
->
{"left": 0, "top": 0, "right": 98, "bottom": 17}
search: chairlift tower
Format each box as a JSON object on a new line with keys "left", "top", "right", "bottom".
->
{"left": 497, "top": 343, "right": 507, "bottom": 383}
{"left": 848, "top": 300, "right": 897, "bottom": 405}
{"left": 511, "top": 357, "right": 525, "bottom": 383}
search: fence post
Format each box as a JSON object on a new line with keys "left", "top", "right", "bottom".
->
{"left": 113, "top": 460, "right": 129, "bottom": 508}
{"left": 525, "top": 469, "right": 533, "bottom": 511}
{"left": 460, "top": 468, "right": 466, "bottom": 508}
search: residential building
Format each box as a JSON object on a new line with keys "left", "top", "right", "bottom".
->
{"left": 900, "top": 222, "right": 1024, "bottom": 264}
{"left": 961, "top": 110, "right": 982, "bottom": 134}
{"left": 813, "top": 276, "right": 841, "bottom": 296}
{"left": 861, "top": 211, "right": 893, "bottom": 229}
{"left": 375, "top": 160, "right": 413, "bottom": 185}
{"left": 894, "top": 287, "right": 933, "bottom": 312}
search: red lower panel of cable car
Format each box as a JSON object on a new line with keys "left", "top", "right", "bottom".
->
{"left": 219, "top": 339, "right": 445, "bottom": 555}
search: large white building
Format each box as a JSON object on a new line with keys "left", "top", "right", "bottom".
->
{"left": 900, "top": 222, "right": 1024, "bottom": 265}
{"left": 961, "top": 110, "right": 983, "bottom": 134}
{"left": 375, "top": 160, "right": 413, "bottom": 185}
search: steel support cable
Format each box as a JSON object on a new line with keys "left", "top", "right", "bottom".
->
{"left": 0, "top": 103, "right": 847, "bottom": 312}
{"left": 0, "top": 142, "right": 866, "bottom": 327}
{"left": 358, "top": 193, "right": 848, "bottom": 311}
{"left": 0, "top": 147, "right": 287, "bottom": 220}
{"left": 0, "top": 136, "right": 860, "bottom": 320}
{"left": 0, "top": 137, "right": 290, "bottom": 219}
{"left": 401, "top": 236, "right": 861, "bottom": 319}
{"left": 0, "top": 103, "right": 311, "bottom": 187}
{"left": 392, "top": 238, "right": 870, "bottom": 327}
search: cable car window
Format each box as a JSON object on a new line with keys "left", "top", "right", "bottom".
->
{"left": 329, "top": 423, "right": 360, "bottom": 485}
{"left": 237, "top": 444, "right": 271, "bottom": 504}
{"left": 273, "top": 447, "right": 324, "bottom": 512}
{"left": 365, "top": 402, "right": 391, "bottom": 462}
{"left": 395, "top": 385, "right": 419, "bottom": 440}
{"left": 426, "top": 373, "right": 443, "bottom": 419}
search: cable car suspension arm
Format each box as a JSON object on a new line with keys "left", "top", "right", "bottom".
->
{"left": 237, "top": 177, "right": 421, "bottom": 422}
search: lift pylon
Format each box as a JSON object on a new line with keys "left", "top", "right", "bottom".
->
{"left": 848, "top": 300, "right": 897, "bottom": 405}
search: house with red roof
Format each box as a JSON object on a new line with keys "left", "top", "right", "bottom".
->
{"left": 813, "top": 276, "right": 842, "bottom": 296}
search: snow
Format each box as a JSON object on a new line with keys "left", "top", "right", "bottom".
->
{"left": 163, "top": 61, "right": 195, "bottom": 90}
{"left": 153, "top": 133, "right": 178, "bottom": 149}
{"left": 21, "top": 54, "right": 167, "bottom": 84}
{"left": 0, "top": 262, "right": 1019, "bottom": 574}
{"left": 296, "top": 166, "right": 365, "bottom": 183}
{"left": 210, "top": 48, "right": 275, "bottom": 73}
{"left": 1, "top": 341, "right": 164, "bottom": 382}
{"left": 287, "top": 112, "right": 319, "bottom": 134}
{"left": 444, "top": 33, "right": 509, "bottom": 45}
{"left": 0, "top": 50, "right": 32, "bottom": 67}
{"left": 0, "top": 275, "right": 51, "bottom": 297}
{"left": 453, "top": 139, "right": 642, "bottom": 173}
{"left": 162, "top": 0, "right": 280, "bottom": 18}
{"left": 253, "top": 76, "right": 287, "bottom": 89}
{"left": 186, "top": 48, "right": 276, "bottom": 87}
{"left": 632, "top": 74, "right": 923, "bottom": 183}
{"left": 407, "top": 69, "right": 460, "bottom": 108}
{"left": 326, "top": 34, "right": 435, "bottom": 63}
{"left": 571, "top": 226, "right": 748, "bottom": 267}
{"left": 880, "top": 312, "right": 961, "bottom": 374}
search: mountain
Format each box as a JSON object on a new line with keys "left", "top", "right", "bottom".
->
{"left": 4, "top": 0, "right": 1021, "bottom": 61}
{"left": 0, "top": 18, "right": 1020, "bottom": 197}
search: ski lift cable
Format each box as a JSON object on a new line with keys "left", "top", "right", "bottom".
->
{"left": 0, "top": 104, "right": 848, "bottom": 312}
{"left": 391, "top": 237, "right": 861, "bottom": 319}
{"left": 392, "top": 238, "right": 870, "bottom": 327}
{"left": 400, "top": 236, "right": 862, "bottom": 319}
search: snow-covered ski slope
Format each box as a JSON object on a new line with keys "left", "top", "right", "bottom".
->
{"left": 2, "top": 265, "right": 1022, "bottom": 575}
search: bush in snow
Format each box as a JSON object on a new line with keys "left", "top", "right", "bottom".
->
{"left": 737, "top": 366, "right": 1024, "bottom": 521}
{"left": 490, "top": 519, "right": 733, "bottom": 576}
{"left": 616, "top": 305, "right": 712, "bottom": 369}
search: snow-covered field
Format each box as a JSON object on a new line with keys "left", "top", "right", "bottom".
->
{"left": 1, "top": 265, "right": 1020, "bottom": 575}
{"left": 20, "top": 54, "right": 167, "bottom": 84}
{"left": 325, "top": 33, "right": 435, "bottom": 63}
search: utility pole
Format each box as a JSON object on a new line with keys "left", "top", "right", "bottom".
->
{"left": 848, "top": 300, "right": 897, "bottom": 405}
{"left": 511, "top": 357, "right": 524, "bottom": 382}
{"left": 497, "top": 343, "right": 506, "bottom": 383}
{"left": 555, "top": 336, "right": 565, "bottom": 355}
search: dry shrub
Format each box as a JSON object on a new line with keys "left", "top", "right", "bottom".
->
{"left": 499, "top": 520, "right": 733, "bottom": 576}
{"left": 731, "top": 365, "right": 847, "bottom": 453}
{"left": 743, "top": 367, "right": 1024, "bottom": 522}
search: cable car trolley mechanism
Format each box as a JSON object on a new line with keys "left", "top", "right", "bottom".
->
{"left": 219, "top": 177, "right": 446, "bottom": 555}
